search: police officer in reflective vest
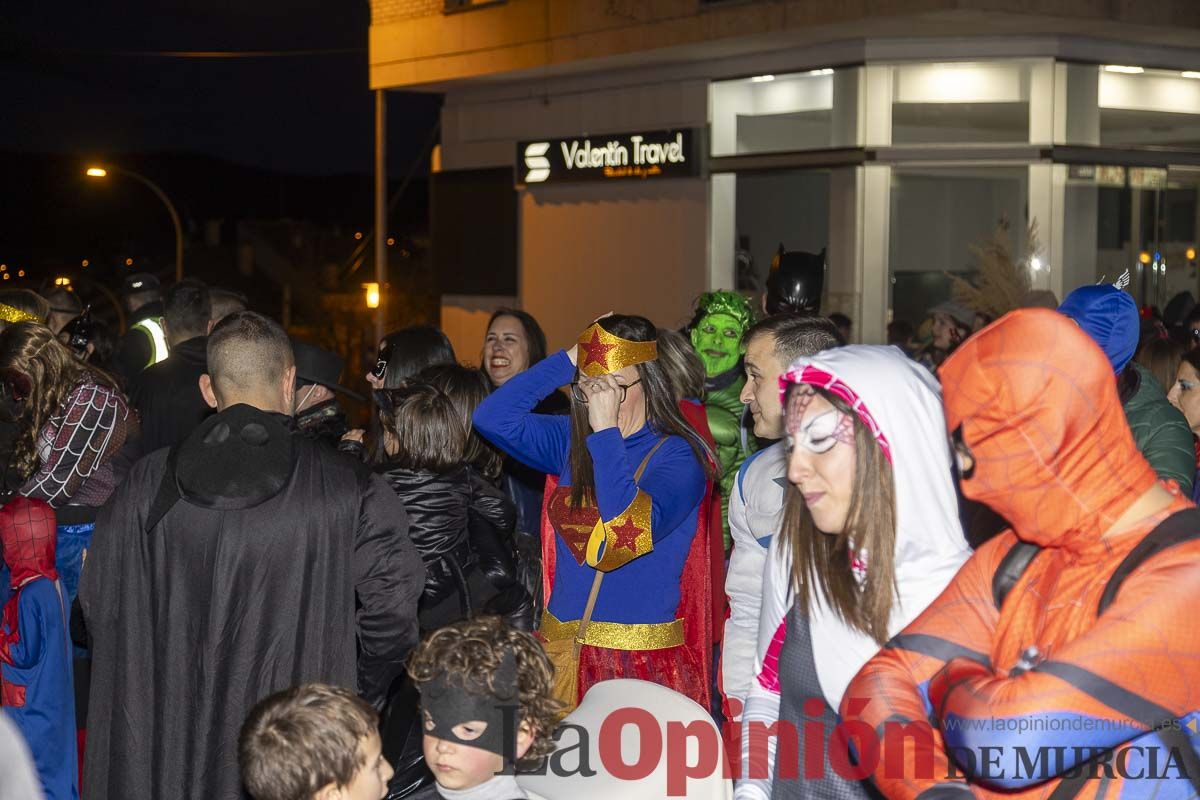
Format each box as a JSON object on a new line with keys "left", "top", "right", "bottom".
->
{"left": 113, "top": 273, "right": 169, "bottom": 386}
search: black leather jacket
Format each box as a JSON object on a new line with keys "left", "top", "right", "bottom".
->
{"left": 374, "top": 463, "right": 520, "bottom": 613}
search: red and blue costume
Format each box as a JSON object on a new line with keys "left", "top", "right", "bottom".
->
{"left": 842, "top": 309, "right": 1200, "bottom": 799}
{"left": 0, "top": 497, "right": 78, "bottom": 800}
{"left": 475, "top": 348, "right": 714, "bottom": 710}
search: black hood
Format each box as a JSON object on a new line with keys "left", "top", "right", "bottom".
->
{"left": 175, "top": 404, "right": 296, "bottom": 509}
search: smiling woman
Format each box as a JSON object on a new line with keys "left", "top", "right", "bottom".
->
{"left": 481, "top": 309, "right": 548, "bottom": 389}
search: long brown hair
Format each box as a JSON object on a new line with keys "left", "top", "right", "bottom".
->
{"left": 782, "top": 384, "right": 897, "bottom": 644}
{"left": 0, "top": 321, "right": 120, "bottom": 481}
{"left": 567, "top": 315, "right": 715, "bottom": 508}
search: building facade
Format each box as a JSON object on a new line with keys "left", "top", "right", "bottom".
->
{"left": 371, "top": 0, "right": 1200, "bottom": 348}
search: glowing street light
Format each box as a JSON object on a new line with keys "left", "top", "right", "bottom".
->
{"left": 125, "top": 258, "right": 134, "bottom": 266}
{"left": 17, "top": 270, "right": 24, "bottom": 278}
{"left": 86, "top": 164, "right": 184, "bottom": 280}
{"left": 363, "top": 282, "right": 381, "bottom": 309}
{"left": 81, "top": 259, "right": 89, "bottom": 267}
{"left": 54, "top": 277, "right": 71, "bottom": 287}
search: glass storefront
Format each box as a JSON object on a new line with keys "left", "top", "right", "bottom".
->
{"left": 710, "top": 68, "right": 859, "bottom": 156}
{"left": 710, "top": 59, "right": 1200, "bottom": 340}
{"left": 888, "top": 166, "right": 1028, "bottom": 329}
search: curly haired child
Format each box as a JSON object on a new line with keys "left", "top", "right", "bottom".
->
{"left": 407, "top": 615, "right": 561, "bottom": 800}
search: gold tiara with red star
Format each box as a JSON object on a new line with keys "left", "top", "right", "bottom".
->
{"left": 577, "top": 322, "right": 657, "bottom": 377}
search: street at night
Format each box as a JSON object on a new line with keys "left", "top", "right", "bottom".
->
{"left": 4, "top": 2, "right": 1200, "bottom": 799}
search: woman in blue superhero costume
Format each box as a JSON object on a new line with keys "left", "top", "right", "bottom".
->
{"left": 474, "top": 314, "right": 715, "bottom": 711}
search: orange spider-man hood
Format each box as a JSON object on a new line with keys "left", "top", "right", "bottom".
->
{"left": 0, "top": 497, "right": 58, "bottom": 589}
{"left": 939, "top": 308, "right": 1157, "bottom": 552}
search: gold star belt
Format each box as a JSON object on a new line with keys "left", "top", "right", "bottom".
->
{"left": 540, "top": 610, "right": 684, "bottom": 651}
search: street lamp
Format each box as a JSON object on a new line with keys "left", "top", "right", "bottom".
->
{"left": 85, "top": 164, "right": 184, "bottom": 281}
{"left": 363, "top": 282, "right": 381, "bottom": 309}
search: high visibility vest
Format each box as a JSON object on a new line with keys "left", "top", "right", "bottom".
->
{"left": 131, "top": 317, "right": 169, "bottom": 368}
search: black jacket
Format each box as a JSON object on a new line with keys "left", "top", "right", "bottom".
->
{"left": 129, "top": 335, "right": 211, "bottom": 454}
{"left": 80, "top": 405, "right": 425, "bottom": 800}
{"left": 375, "top": 463, "right": 529, "bottom": 626}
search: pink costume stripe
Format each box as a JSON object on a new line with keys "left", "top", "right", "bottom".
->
{"left": 757, "top": 619, "right": 787, "bottom": 694}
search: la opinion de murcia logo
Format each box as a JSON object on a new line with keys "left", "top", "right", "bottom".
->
{"left": 523, "top": 142, "right": 551, "bottom": 183}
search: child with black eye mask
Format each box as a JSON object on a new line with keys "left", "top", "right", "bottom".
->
{"left": 407, "top": 616, "right": 561, "bottom": 800}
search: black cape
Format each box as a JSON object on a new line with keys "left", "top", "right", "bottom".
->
{"left": 79, "top": 404, "right": 426, "bottom": 800}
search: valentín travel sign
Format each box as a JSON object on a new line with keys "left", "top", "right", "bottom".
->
{"left": 516, "top": 129, "right": 700, "bottom": 185}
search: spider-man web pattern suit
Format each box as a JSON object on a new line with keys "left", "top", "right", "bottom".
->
{"left": 841, "top": 308, "right": 1200, "bottom": 799}
{"left": 0, "top": 497, "right": 77, "bottom": 800}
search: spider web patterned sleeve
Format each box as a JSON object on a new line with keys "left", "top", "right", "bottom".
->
{"left": 839, "top": 535, "right": 1012, "bottom": 800}
{"left": 20, "top": 384, "right": 126, "bottom": 508}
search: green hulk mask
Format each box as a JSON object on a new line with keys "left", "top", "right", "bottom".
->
{"left": 690, "top": 293, "right": 753, "bottom": 377}
{"left": 689, "top": 291, "right": 756, "bottom": 550}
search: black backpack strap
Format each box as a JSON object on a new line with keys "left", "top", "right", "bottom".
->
{"left": 145, "top": 447, "right": 181, "bottom": 533}
{"left": 992, "top": 540, "right": 1041, "bottom": 610}
{"left": 1047, "top": 508, "right": 1200, "bottom": 799}
{"left": 1098, "top": 507, "right": 1200, "bottom": 616}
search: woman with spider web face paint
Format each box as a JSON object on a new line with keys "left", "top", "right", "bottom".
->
{"left": 735, "top": 345, "right": 970, "bottom": 800}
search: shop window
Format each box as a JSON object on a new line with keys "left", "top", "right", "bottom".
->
{"left": 888, "top": 166, "right": 1028, "bottom": 328}
{"left": 1068, "top": 164, "right": 1200, "bottom": 307}
{"left": 710, "top": 68, "right": 858, "bottom": 156}
{"left": 890, "top": 62, "right": 1033, "bottom": 145}
{"left": 733, "top": 170, "right": 830, "bottom": 292}
{"left": 1099, "top": 68, "right": 1200, "bottom": 150}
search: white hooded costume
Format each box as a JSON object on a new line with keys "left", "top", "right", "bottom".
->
{"left": 734, "top": 345, "right": 970, "bottom": 800}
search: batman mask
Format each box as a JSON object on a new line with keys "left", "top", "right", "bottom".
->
{"left": 419, "top": 648, "right": 520, "bottom": 761}
{"left": 766, "top": 246, "right": 826, "bottom": 315}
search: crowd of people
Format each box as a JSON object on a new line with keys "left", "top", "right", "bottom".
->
{"left": 2, "top": 247, "right": 1200, "bottom": 800}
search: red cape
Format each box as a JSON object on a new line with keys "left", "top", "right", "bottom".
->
{"left": 539, "top": 402, "right": 722, "bottom": 712}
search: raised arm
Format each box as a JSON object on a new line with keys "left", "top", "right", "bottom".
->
{"left": 473, "top": 351, "right": 574, "bottom": 477}
{"left": 839, "top": 537, "right": 1010, "bottom": 800}
{"left": 583, "top": 432, "right": 705, "bottom": 572}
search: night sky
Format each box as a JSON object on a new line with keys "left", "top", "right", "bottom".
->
{"left": 3, "top": 0, "right": 441, "bottom": 176}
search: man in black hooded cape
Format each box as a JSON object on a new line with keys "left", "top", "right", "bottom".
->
{"left": 80, "top": 311, "right": 425, "bottom": 800}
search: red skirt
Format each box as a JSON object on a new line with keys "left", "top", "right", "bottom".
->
{"left": 577, "top": 642, "right": 706, "bottom": 709}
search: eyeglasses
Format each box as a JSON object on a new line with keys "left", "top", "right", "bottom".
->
{"left": 570, "top": 379, "right": 641, "bottom": 404}
{"left": 371, "top": 343, "right": 392, "bottom": 380}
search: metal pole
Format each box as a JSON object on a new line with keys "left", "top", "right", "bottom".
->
{"left": 119, "top": 168, "right": 184, "bottom": 282}
{"left": 374, "top": 89, "right": 387, "bottom": 345}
